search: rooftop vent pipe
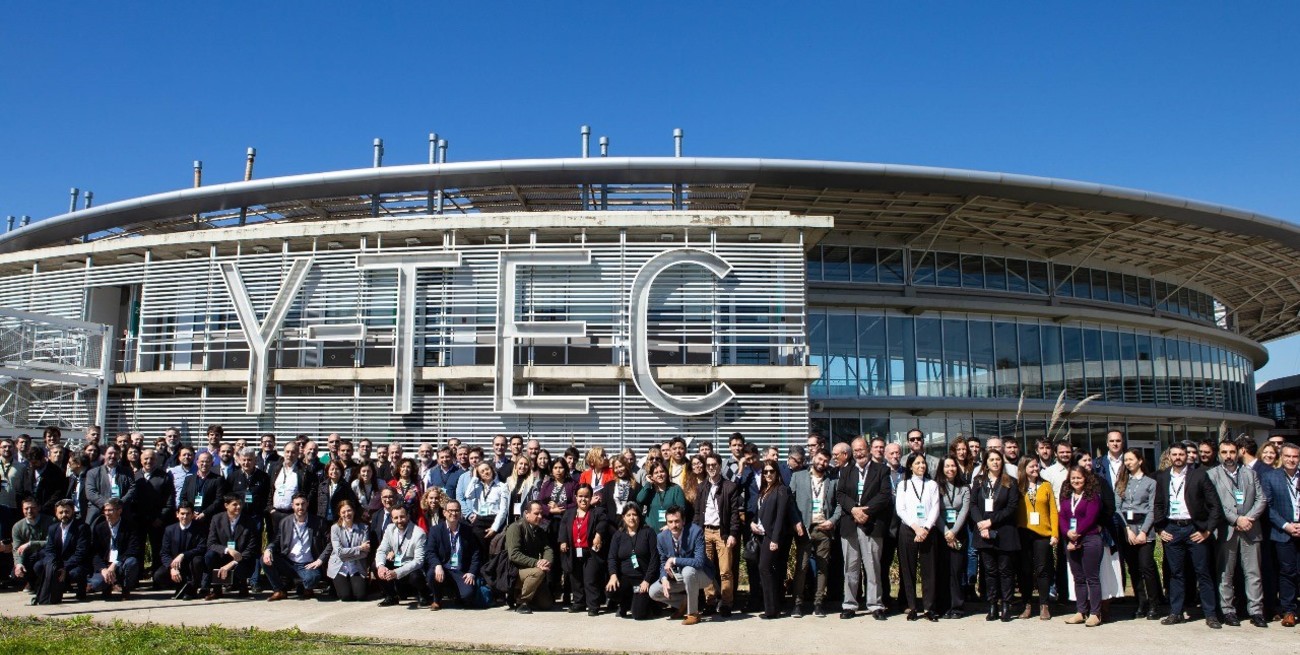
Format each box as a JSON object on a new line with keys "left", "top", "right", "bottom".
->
{"left": 373, "top": 138, "right": 384, "bottom": 168}
{"left": 5, "top": 216, "right": 14, "bottom": 233}
{"left": 83, "top": 191, "right": 93, "bottom": 209}
{"left": 20, "top": 215, "right": 30, "bottom": 227}
{"left": 244, "top": 148, "right": 256, "bottom": 181}
{"left": 193, "top": 160, "right": 203, "bottom": 188}
{"left": 69, "top": 188, "right": 79, "bottom": 213}
{"left": 428, "top": 133, "right": 439, "bottom": 164}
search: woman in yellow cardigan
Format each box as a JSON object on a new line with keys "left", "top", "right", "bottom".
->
{"left": 1015, "top": 457, "right": 1058, "bottom": 620}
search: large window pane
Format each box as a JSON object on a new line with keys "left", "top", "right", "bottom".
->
{"left": 879, "top": 249, "right": 906, "bottom": 284}
{"left": 887, "top": 316, "right": 916, "bottom": 396}
{"left": 1083, "top": 328, "right": 1104, "bottom": 399}
{"left": 826, "top": 313, "right": 857, "bottom": 396}
{"left": 943, "top": 319, "right": 970, "bottom": 398}
{"left": 858, "top": 313, "right": 887, "bottom": 397}
{"left": 1028, "top": 260, "right": 1050, "bottom": 295}
{"left": 1054, "top": 264, "right": 1075, "bottom": 298}
{"left": 850, "top": 247, "right": 877, "bottom": 283}
{"left": 935, "top": 252, "right": 961, "bottom": 288}
{"left": 1018, "top": 323, "right": 1043, "bottom": 399}
{"left": 1152, "top": 336, "right": 1169, "bottom": 405}
{"left": 1103, "top": 330, "right": 1123, "bottom": 402}
{"left": 1063, "top": 326, "right": 1085, "bottom": 399}
{"left": 1042, "top": 324, "right": 1064, "bottom": 398}
{"left": 822, "top": 246, "right": 850, "bottom": 282}
{"left": 969, "top": 320, "right": 994, "bottom": 398}
{"left": 916, "top": 318, "right": 944, "bottom": 396}
{"left": 985, "top": 257, "right": 1007, "bottom": 291}
{"left": 1136, "top": 334, "right": 1154, "bottom": 404}
{"left": 1007, "top": 259, "right": 1030, "bottom": 293}
{"left": 1120, "top": 332, "right": 1140, "bottom": 403}
{"left": 993, "top": 321, "right": 1019, "bottom": 398}
{"left": 808, "top": 310, "right": 827, "bottom": 396}
{"left": 961, "top": 254, "right": 985, "bottom": 289}
{"left": 913, "top": 252, "right": 936, "bottom": 286}
{"left": 1091, "top": 269, "right": 1109, "bottom": 302}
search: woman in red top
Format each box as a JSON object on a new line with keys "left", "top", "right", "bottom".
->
{"left": 559, "top": 483, "right": 610, "bottom": 615}
{"left": 578, "top": 447, "right": 616, "bottom": 506}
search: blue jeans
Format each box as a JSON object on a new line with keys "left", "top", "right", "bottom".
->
{"left": 267, "top": 557, "right": 323, "bottom": 593}
{"left": 1164, "top": 523, "right": 1215, "bottom": 616}
{"left": 88, "top": 556, "right": 141, "bottom": 593}
{"left": 1276, "top": 536, "right": 1300, "bottom": 614}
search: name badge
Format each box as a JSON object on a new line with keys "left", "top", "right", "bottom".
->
{"left": 811, "top": 498, "right": 822, "bottom": 515}
{"left": 576, "top": 547, "right": 584, "bottom": 557}
{"left": 1029, "top": 511, "right": 1040, "bottom": 526}
{"left": 195, "top": 493, "right": 205, "bottom": 507}
{"left": 984, "top": 498, "right": 994, "bottom": 512}
{"left": 945, "top": 508, "right": 956, "bottom": 525}
{"left": 856, "top": 480, "right": 865, "bottom": 496}
{"left": 1170, "top": 500, "right": 1182, "bottom": 515}
{"left": 110, "top": 482, "right": 120, "bottom": 498}
{"left": 914, "top": 505, "right": 925, "bottom": 520}
{"left": 394, "top": 555, "right": 404, "bottom": 567}
{"left": 109, "top": 548, "right": 119, "bottom": 564}
{"left": 449, "top": 553, "right": 460, "bottom": 569}
{"left": 244, "top": 492, "right": 254, "bottom": 505}
{"left": 513, "top": 502, "right": 522, "bottom": 516}
{"left": 0, "top": 479, "right": 7, "bottom": 491}
{"left": 657, "top": 509, "right": 666, "bottom": 524}
{"left": 630, "top": 553, "right": 640, "bottom": 569}
{"left": 1233, "top": 490, "right": 1245, "bottom": 505}
{"left": 226, "top": 540, "right": 236, "bottom": 551}
{"left": 1126, "top": 510, "right": 1134, "bottom": 521}
{"left": 1069, "top": 518, "right": 1078, "bottom": 532}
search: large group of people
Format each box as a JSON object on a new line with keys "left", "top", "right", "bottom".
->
{"left": 2, "top": 423, "right": 1299, "bottom": 632}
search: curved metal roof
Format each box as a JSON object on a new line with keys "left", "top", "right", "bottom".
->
{"left": 4, "top": 157, "right": 1300, "bottom": 341}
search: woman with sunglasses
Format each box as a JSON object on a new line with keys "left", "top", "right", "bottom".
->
{"left": 559, "top": 483, "right": 611, "bottom": 615}
{"left": 752, "top": 461, "right": 791, "bottom": 619}
{"left": 895, "top": 451, "right": 941, "bottom": 621}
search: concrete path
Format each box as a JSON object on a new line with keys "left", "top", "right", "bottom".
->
{"left": 0, "top": 590, "right": 1285, "bottom": 654}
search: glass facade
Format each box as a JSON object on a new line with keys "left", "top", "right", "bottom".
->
{"left": 807, "top": 245, "right": 1223, "bottom": 325}
{"left": 807, "top": 307, "right": 1255, "bottom": 415}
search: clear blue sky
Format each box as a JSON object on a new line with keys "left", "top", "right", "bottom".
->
{"left": 2, "top": 3, "right": 1298, "bottom": 381}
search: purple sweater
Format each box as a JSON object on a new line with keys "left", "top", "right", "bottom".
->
{"left": 1058, "top": 493, "right": 1101, "bottom": 536}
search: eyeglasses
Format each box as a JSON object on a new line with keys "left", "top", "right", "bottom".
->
{"left": 706, "top": 462, "right": 721, "bottom": 468}
{"left": 907, "top": 437, "right": 922, "bottom": 443}
{"left": 763, "top": 470, "right": 778, "bottom": 476}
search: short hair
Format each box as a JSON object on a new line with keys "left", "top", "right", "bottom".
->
{"left": 705, "top": 452, "right": 724, "bottom": 467}
{"left": 669, "top": 437, "right": 686, "bottom": 448}
{"left": 1235, "top": 435, "right": 1258, "bottom": 456}
{"left": 1281, "top": 442, "right": 1300, "bottom": 455}
{"left": 1167, "top": 442, "right": 1187, "bottom": 453}
{"left": 177, "top": 501, "right": 195, "bottom": 511}
{"left": 222, "top": 492, "right": 242, "bottom": 505}
{"left": 741, "top": 443, "right": 759, "bottom": 457}
{"left": 664, "top": 505, "right": 684, "bottom": 519}
{"left": 21, "top": 496, "right": 38, "bottom": 507}
{"left": 55, "top": 499, "right": 75, "bottom": 512}
{"left": 523, "top": 499, "right": 544, "bottom": 513}
{"left": 103, "top": 498, "right": 124, "bottom": 511}
{"left": 206, "top": 424, "right": 224, "bottom": 437}
{"left": 292, "top": 492, "right": 310, "bottom": 503}
{"left": 729, "top": 432, "right": 745, "bottom": 444}
{"left": 239, "top": 446, "right": 257, "bottom": 459}
{"left": 468, "top": 446, "right": 485, "bottom": 458}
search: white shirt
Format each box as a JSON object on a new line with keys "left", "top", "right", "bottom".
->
{"left": 1107, "top": 454, "right": 1123, "bottom": 482}
{"left": 704, "top": 479, "right": 722, "bottom": 526}
{"left": 273, "top": 465, "right": 299, "bottom": 510}
{"left": 1042, "top": 462, "right": 1069, "bottom": 495}
{"left": 1169, "top": 469, "right": 1191, "bottom": 520}
{"left": 894, "top": 478, "right": 940, "bottom": 530}
{"left": 288, "top": 519, "right": 313, "bottom": 564}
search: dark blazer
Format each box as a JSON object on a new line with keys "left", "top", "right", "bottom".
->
{"left": 313, "top": 478, "right": 359, "bottom": 521}
{"left": 835, "top": 461, "right": 892, "bottom": 538}
{"left": 425, "top": 522, "right": 483, "bottom": 578}
{"left": 27, "top": 462, "right": 67, "bottom": 516}
{"left": 269, "top": 513, "right": 332, "bottom": 563}
{"left": 180, "top": 472, "right": 227, "bottom": 524}
{"left": 90, "top": 518, "right": 144, "bottom": 570}
{"left": 265, "top": 460, "right": 318, "bottom": 512}
{"left": 159, "top": 521, "right": 206, "bottom": 570}
{"left": 537, "top": 478, "right": 577, "bottom": 520}
{"left": 969, "top": 475, "right": 1021, "bottom": 551}
{"left": 601, "top": 478, "right": 641, "bottom": 522}
{"left": 40, "top": 520, "right": 90, "bottom": 572}
{"left": 65, "top": 470, "right": 89, "bottom": 521}
{"left": 692, "top": 477, "right": 743, "bottom": 539}
{"left": 134, "top": 468, "right": 176, "bottom": 528}
{"left": 1261, "top": 468, "right": 1300, "bottom": 542}
{"left": 607, "top": 524, "right": 660, "bottom": 584}
{"left": 255, "top": 450, "right": 282, "bottom": 472}
{"left": 754, "top": 485, "right": 792, "bottom": 546}
{"left": 206, "top": 511, "right": 261, "bottom": 561}
{"left": 227, "top": 467, "right": 272, "bottom": 519}
{"left": 1154, "top": 467, "right": 1223, "bottom": 534}
{"left": 558, "top": 506, "right": 611, "bottom": 572}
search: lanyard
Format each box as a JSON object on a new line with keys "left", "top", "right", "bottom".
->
{"left": 1027, "top": 482, "right": 1038, "bottom": 501}
{"left": 1170, "top": 477, "right": 1185, "bottom": 500}
{"left": 108, "top": 522, "right": 119, "bottom": 550}
{"left": 944, "top": 486, "right": 957, "bottom": 508}
{"left": 450, "top": 529, "right": 460, "bottom": 555}
{"left": 1227, "top": 468, "right": 1240, "bottom": 489}
{"left": 1070, "top": 493, "right": 1083, "bottom": 515}
{"left": 911, "top": 480, "right": 924, "bottom": 503}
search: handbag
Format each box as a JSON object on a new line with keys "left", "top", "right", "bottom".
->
{"left": 743, "top": 534, "right": 760, "bottom": 561}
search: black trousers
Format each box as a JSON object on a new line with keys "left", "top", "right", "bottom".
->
{"left": 32, "top": 561, "right": 87, "bottom": 604}
{"left": 941, "top": 537, "right": 966, "bottom": 611}
{"left": 333, "top": 573, "right": 368, "bottom": 601}
{"left": 879, "top": 529, "right": 899, "bottom": 607}
{"left": 978, "top": 549, "right": 1015, "bottom": 603}
{"left": 1017, "top": 529, "right": 1053, "bottom": 605}
{"left": 758, "top": 539, "right": 787, "bottom": 617}
{"left": 1121, "top": 538, "right": 1161, "bottom": 606}
{"left": 151, "top": 561, "right": 197, "bottom": 592}
{"left": 898, "top": 525, "right": 937, "bottom": 613}
{"left": 381, "top": 573, "right": 428, "bottom": 602}
{"left": 566, "top": 553, "right": 606, "bottom": 611}
{"left": 611, "top": 573, "right": 654, "bottom": 619}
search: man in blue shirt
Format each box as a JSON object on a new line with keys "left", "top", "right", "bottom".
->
{"left": 424, "top": 447, "right": 464, "bottom": 497}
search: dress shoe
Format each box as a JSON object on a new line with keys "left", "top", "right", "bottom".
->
{"left": 1161, "top": 614, "right": 1184, "bottom": 625}
{"left": 237, "top": 587, "right": 250, "bottom": 599}
{"left": 1250, "top": 615, "right": 1268, "bottom": 628}
{"left": 943, "top": 609, "right": 964, "bottom": 619}
{"left": 1283, "top": 612, "right": 1297, "bottom": 627}
{"left": 587, "top": 609, "right": 599, "bottom": 617}
{"left": 1222, "top": 613, "right": 1240, "bottom": 627}
{"left": 759, "top": 613, "right": 772, "bottom": 620}
{"left": 1085, "top": 615, "right": 1102, "bottom": 627}
{"left": 718, "top": 605, "right": 732, "bottom": 617}
{"left": 839, "top": 610, "right": 854, "bottom": 619}
{"left": 567, "top": 605, "right": 582, "bottom": 613}
{"left": 120, "top": 591, "right": 133, "bottom": 602}
{"left": 204, "top": 588, "right": 222, "bottom": 601}
{"left": 1206, "top": 617, "right": 1222, "bottom": 629}
{"left": 906, "top": 610, "right": 918, "bottom": 621}
{"left": 791, "top": 604, "right": 804, "bottom": 618}
{"left": 1135, "top": 601, "right": 1148, "bottom": 619}
{"left": 672, "top": 601, "right": 687, "bottom": 620}
{"left": 1146, "top": 607, "right": 1162, "bottom": 620}
{"left": 28, "top": 597, "right": 38, "bottom": 606}
{"left": 377, "top": 597, "right": 398, "bottom": 607}
{"left": 429, "top": 601, "right": 442, "bottom": 611}
{"left": 515, "top": 605, "right": 532, "bottom": 614}
{"left": 985, "top": 603, "right": 999, "bottom": 621}
{"left": 925, "top": 612, "right": 938, "bottom": 622}
{"left": 1000, "top": 605, "right": 1014, "bottom": 622}
{"left": 813, "top": 604, "right": 826, "bottom": 617}
{"left": 1064, "top": 613, "right": 1085, "bottom": 624}
{"left": 267, "top": 591, "right": 288, "bottom": 602}
{"left": 873, "top": 609, "right": 887, "bottom": 621}
{"left": 682, "top": 614, "right": 700, "bottom": 626}
{"left": 1018, "top": 604, "right": 1033, "bottom": 620}
{"left": 300, "top": 589, "right": 314, "bottom": 600}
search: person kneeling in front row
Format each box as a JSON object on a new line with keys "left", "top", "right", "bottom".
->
{"left": 425, "top": 499, "right": 482, "bottom": 609}
{"left": 375, "top": 505, "right": 429, "bottom": 607}
{"left": 505, "top": 499, "right": 554, "bottom": 613}
{"left": 649, "top": 505, "right": 716, "bottom": 625}
{"left": 152, "top": 502, "right": 206, "bottom": 599}
{"left": 265, "top": 493, "right": 330, "bottom": 601}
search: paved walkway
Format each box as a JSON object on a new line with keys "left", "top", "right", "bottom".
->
{"left": 0, "top": 590, "right": 1286, "bottom": 654}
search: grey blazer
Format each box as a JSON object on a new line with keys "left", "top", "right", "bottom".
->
{"left": 938, "top": 483, "right": 970, "bottom": 534}
{"left": 376, "top": 522, "right": 425, "bottom": 579}
{"left": 1207, "top": 464, "right": 1266, "bottom": 542}
{"left": 1116, "top": 475, "right": 1157, "bottom": 539}
{"left": 789, "top": 469, "right": 842, "bottom": 532}
{"left": 327, "top": 522, "right": 371, "bottom": 578}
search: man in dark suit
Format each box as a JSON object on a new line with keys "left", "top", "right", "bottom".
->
{"left": 24, "top": 446, "right": 65, "bottom": 517}
{"left": 1261, "top": 441, "right": 1300, "bottom": 627}
{"left": 835, "top": 436, "right": 892, "bottom": 620}
{"left": 87, "top": 498, "right": 143, "bottom": 600}
{"left": 201, "top": 494, "right": 260, "bottom": 600}
{"left": 83, "top": 444, "right": 136, "bottom": 527}
{"left": 180, "top": 451, "right": 227, "bottom": 535}
{"left": 32, "top": 499, "right": 90, "bottom": 604}
{"left": 264, "top": 493, "right": 330, "bottom": 601}
{"left": 692, "top": 452, "right": 742, "bottom": 616}
{"left": 229, "top": 447, "right": 272, "bottom": 533}
{"left": 425, "top": 499, "right": 482, "bottom": 609}
{"left": 1155, "top": 442, "right": 1223, "bottom": 628}
{"left": 152, "top": 502, "right": 206, "bottom": 599}
{"left": 134, "top": 448, "right": 175, "bottom": 579}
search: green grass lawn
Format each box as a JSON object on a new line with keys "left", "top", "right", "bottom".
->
{"left": 0, "top": 616, "right": 548, "bottom": 655}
